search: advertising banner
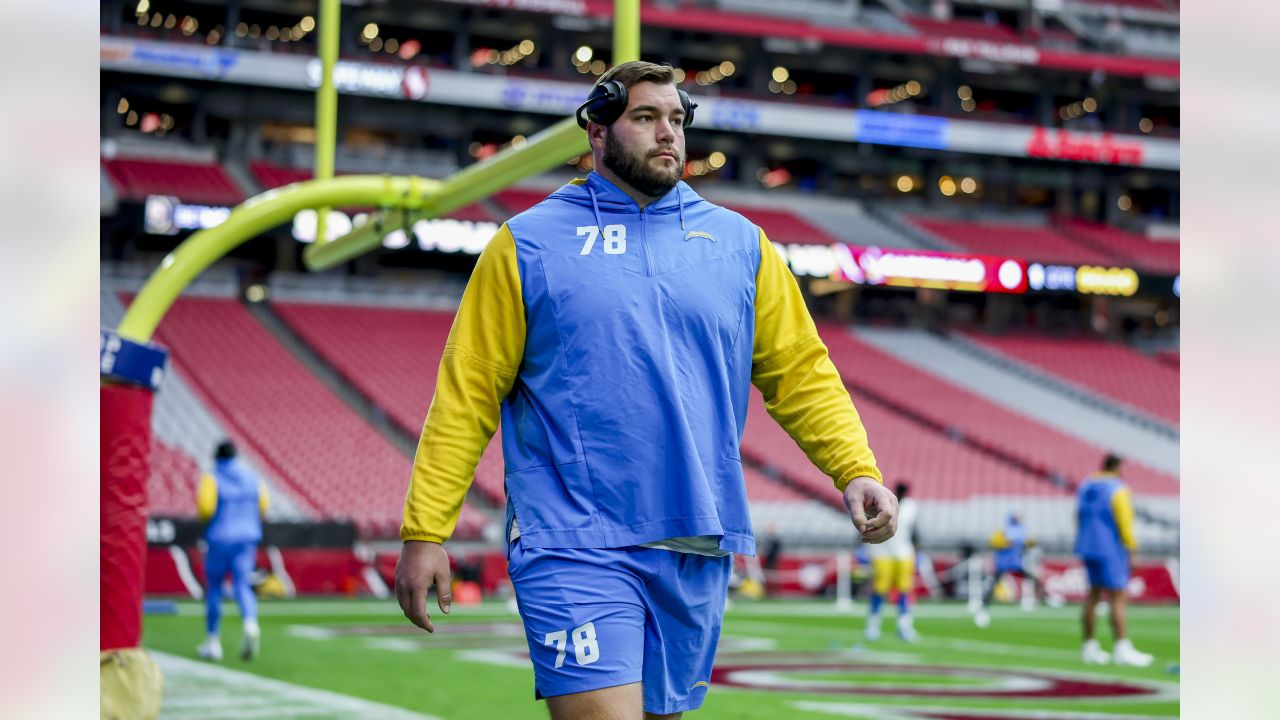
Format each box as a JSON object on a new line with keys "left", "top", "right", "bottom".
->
{"left": 832, "top": 245, "right": 1029, "bottom": 294}
{"left": 102, "top": 37, "right": 1179, "bottom": 169}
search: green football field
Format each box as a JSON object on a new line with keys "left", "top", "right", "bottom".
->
{"left": 142, "top": 598, "right": 1179, "bottom": 719}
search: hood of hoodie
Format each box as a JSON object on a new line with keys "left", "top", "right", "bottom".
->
{"left": 546, "top": 172, "right": 705, "bottom": 231}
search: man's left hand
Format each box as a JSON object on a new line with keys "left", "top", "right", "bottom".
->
{"left": 844, "top": 477, "right": 898, "bottom": 544}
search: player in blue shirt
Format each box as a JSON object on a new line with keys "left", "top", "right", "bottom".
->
{"left": 196, "top": 441, "right": 269, "bottom": 662}
{"left": 1076, "top": 454, "right": 1152, "bottom": 667}
{"left": 977, "top": 513, "right": 1046, "bottom": 618}
{"left": 395, "top": 61, "right": 896, "bottom": 718}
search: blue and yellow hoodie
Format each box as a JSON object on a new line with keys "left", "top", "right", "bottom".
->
{"left": 402, "top": 172, "right": 880, "bottom": 555}
{"left": 1075, "top": 471, "right": 1138, "bottom": 560}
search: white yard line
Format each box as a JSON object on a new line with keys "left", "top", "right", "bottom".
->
{"left": 153, "top": 651, "right": 444, "bottom": 720}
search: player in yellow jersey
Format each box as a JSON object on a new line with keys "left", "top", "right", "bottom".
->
{"left": 864, "top": 482, "right": 919, "bottom": 642}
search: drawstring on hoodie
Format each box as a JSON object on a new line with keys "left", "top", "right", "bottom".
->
{"left": 677, "top": 184, "right": 686, "bottom": 231}
{"left": 586, "top": 177, "right": 686, "bottom": 233}
{"left": 588, "top": 185, "right": 606, "bottom": 235}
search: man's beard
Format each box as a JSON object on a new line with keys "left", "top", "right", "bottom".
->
{"left": 603, "top": 131, "right": 684, "bottom": 198}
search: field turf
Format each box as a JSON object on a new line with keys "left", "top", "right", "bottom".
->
{"left": 143, "top": 598, "right": 1179, "bottom": 719}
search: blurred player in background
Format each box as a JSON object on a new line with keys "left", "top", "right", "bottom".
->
{"left": 395, "top": 60, "right": 896, "bottom": 719}
{"left": 196, "top": 440, "right": 269, "bottom": 662}
{"left": 1076, "top": 453, "right": 1153, "bottom": 667}
{"left": 973, "top": 512, "right": 1046, "bottom": 626}
{"left": 865, "top": 482, "right": 919, "bottom": 642}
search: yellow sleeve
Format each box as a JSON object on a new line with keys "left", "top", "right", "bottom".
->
{"left": 989, "top": 530, "right": 1010, "bottom": 549}
{"left": 402, "top": 224, "right": 525, "bottom": 543}
{"left": 258, "top": 481, "right": 271, "bottom": 516}
{"left": 197, "top": 473, "right": 217, "bottom": 522}
{"left": 1111, "top": 486, "right": 1138, "bottom": 552}
{"left": 750, "top": 231, "right": 881, "bottom": 493}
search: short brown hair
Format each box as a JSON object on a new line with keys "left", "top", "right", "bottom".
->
{"left": 595, "top": 60, "right": 676, "bottom": 91}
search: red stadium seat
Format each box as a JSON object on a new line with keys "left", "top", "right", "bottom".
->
{"left": 135, "top": 296, "right": 491, "bottom": 539}
{"left": 906, "top": 17, "right": 1023, "bottom": 43}
{"left": 909, "top": 216, "right": 1118, "bottom": 266}
{"left": 274, "top": 303, "right": 506, "bottom": 505}
{"left": 818, "top": 324, "right": 1178, "bottom": 496}
{"left": 103, "top": 158, "right": 246, "bottom": 207}
{"left": 494, "top": 188, "right": 554, "bottom": 216}
{"left": 964, "top": 333, "right": 1179, "bottom": 424}
{"left": 720, "top": 204, "right": 841, "bottom": 246}
{"left": 743, "top": 390, "right": 1056, "bottom": 508}
{"left": 1058, "top": 219, "right": 1179, "bottom": 274}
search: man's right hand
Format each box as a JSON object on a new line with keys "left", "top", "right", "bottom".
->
{"left": 395, "top": 540, "right": 453, "bottom": 633}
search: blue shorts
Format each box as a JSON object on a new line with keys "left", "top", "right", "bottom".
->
{"left": 507, "top": 541, "right": 731, "bottom": 715}
{"left": 1082, "top": 555, "right": 1130, "bottom": 591}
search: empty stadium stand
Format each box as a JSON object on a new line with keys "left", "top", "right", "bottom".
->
{"left": 743, "top": 389, "right": 1057, "bottom": 506}
{"left": 818, "top": 324, "right": 1178, "bottom": 495}
{"left": 494, "top": 187, "right": 554, "bottom": 216}
{"left": 271, "top": 302, "right": 506, "bottom": 507}
{"left": 103, "top": 157, "right": 246, "bottom": 207}
{"left": 908, "top": 216, "right": 1117, "bottom": 265}
{"left": 1057, "top": 218, "right": 1180, "bottom": 274}
{"left": 854, "top": 327, "right": 1178, "bottom": 481}
{"left": 134, "top": 295, "right": 490, "bottom": 539}
{"left": 1075, "top": 0, "right": 1174, "bottom": 12}
{"left": 248, "top": 161, "right": 312, "bottom": 191}
{"left": 906, "top": 17, "right": 1024, "bottom": 43}
{"left": 964, "top": 334, "right": 1179, "bottom": 424}
{"left": 101, "top": 285, "right": 307, "bottom": 521}
{"left": 720, "top": 203, "right": 840, "bottom": 245}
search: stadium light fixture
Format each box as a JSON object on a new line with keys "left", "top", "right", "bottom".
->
{"left": 772, "top": 66, "right": 789, "bottom": 83}
{"left": 399, "top": 39, "right": 421, "bottom": 60}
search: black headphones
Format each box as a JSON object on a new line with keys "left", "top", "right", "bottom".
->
{"left": 575, "top": 79, "right": 697, "bottom": 130}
